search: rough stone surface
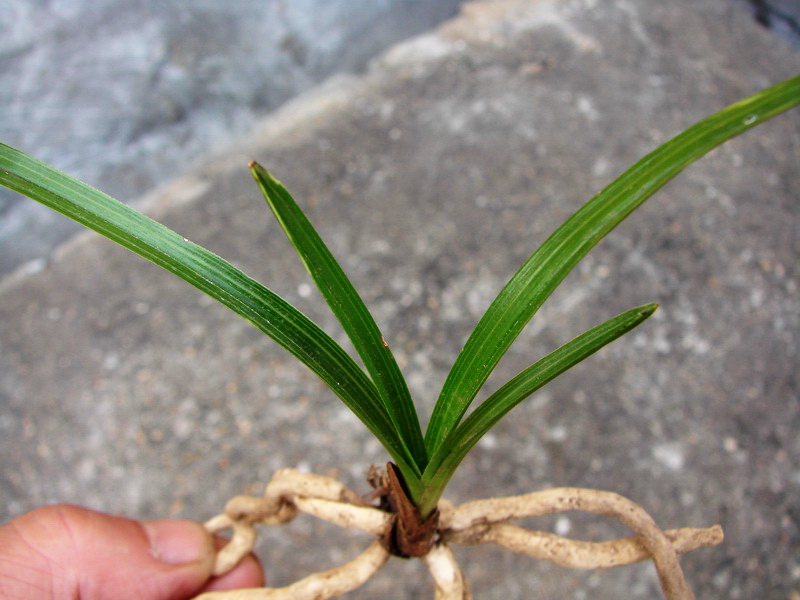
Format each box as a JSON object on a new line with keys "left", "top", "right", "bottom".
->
{"left": 0, "top": 0, "right": 463, "bottom": 275}
{"left": 1, "top": 0, "right": 799, "bottom": 598}
{"left": 735, "top": 0, "right": 800, "bottom": 47}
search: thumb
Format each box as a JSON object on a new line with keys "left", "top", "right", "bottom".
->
{"left": 0, "top": 505, "right": 215, "bottom": 600}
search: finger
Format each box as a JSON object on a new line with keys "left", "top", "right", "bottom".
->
{"left": 0, "top": 505, "right": 215, "bottom": 600}
{"left": 198, "top": 549, "right": 264, "bottom": 593}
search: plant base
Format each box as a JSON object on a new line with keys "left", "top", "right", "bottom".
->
{"left": 194, "top": 467, "right": 722, "bottom": 600}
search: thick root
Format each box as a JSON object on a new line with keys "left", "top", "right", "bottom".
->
{"left": 196, "top": 469, "right": 722, "bottom": 600}
{"left": 195, "top": 540, "right": 389, "bottom": 600}
{"left": 439, "top": 487, "right": 712, "bottom": 599}
{"left": 444, "top": 523, "right": 723, "bottom": 569}
{"left": 205, "top": 514, "right": 259, "bottom": 576}
{"left": 202, "top": 469, "right": 387, "bottom": 576}
{"left": 423, "top": 543, "right": 471, "bottom": 600}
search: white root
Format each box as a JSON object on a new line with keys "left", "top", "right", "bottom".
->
{"left": 441, "top": 487, "right": 703, "bottom": 600}
{"left": 292, "top": 496, "right": 390, "bottom": 535}
{"left": 423, "top": 543, "right": 471, "bottom": 600}
{"left": 194, "top": 540, "right": 389, "bottom": 600}
{"left": 444, "top": 523, "right": 723, "bottom": 569}
{"left": 196, "top": 470, "right": 722, "bottom": 600}
{"left": 205, "top": 514, "right": 259, "bottom": 576}
{"left": 202, "top": 470, "right": 386, "bottom": 575}
{"left": 265, "top": 469, "right": 363, "bottom": 507}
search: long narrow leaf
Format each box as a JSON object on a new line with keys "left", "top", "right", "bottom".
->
{"left": 250, "top": 163, "right": 426, "bottom": 473}
{"left": 0, "top": 143, "right": 422, "bottom": 490}
{"left": 425, "top": 74, "right": 800, "bottom": 453}
{"left": 417, "top": 303, "right": 657, "bottom": 515}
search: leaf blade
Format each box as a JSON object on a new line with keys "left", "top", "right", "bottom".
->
{"left": 425, "top": 74, "right": 800, "bottom": 453}
{"left": 250, "top": 163, "right": 427, "bottom": 471}
{"left": 417, "top": 303, "right": 657, "bottom": 515}
{"left": 0, "top": 143, "right": 422, "bottom": 485}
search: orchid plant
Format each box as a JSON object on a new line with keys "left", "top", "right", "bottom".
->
{"left": 1, "top": 74, "right": 797, "bottom": 600}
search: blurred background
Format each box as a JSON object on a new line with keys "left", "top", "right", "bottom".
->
{"left": 1, "top": 1, "right": 799, "bottom": 598}
{"left": 1, "top": 0, "right": 797, "bottom": 276}
{"left": 0, "top": 0, "right": 465, "bottom": 274}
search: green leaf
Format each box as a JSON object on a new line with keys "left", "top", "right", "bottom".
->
{"left": 424, "top": 74, "right": 800, "bottom": 454}
{"left": 250, "top": 163, "right": 426, "bottom": 473}
{"left": 417, "top": 303, "right": 657, "bottom": 516}
{"left": 0, "top": 142, "right": 422, "bottom": 491}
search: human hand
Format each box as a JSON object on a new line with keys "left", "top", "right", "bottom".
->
{"left": 0, "top": 504, "right": 263, "bottom": 600}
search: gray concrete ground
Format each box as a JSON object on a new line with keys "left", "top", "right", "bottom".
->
{"left": 0, "top": 0, "right": 463, "bottom": 275}
{"left": 1, "top": 0, "right": 799, "bottom": 598}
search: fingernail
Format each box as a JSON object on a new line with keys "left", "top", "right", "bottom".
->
{"left": 143, "top": 519, "right": 212, "bottom": 565}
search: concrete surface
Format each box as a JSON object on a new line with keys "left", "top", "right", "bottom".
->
{"left": 1, "top": 0, "right": 799, "bottom": 598}
{"left": 0, "top": 0, "right": 464, "bottom": 275}
{"left": 736, "top": 0, "right": 800, "bottom": 48}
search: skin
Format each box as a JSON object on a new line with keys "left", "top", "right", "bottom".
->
{"left": 0, "top": 505, "right": 264, "bottom": 600}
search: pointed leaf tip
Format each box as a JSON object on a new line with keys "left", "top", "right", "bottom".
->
{"left": 641, "top": 303, "right": 658, "bottom": 316}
